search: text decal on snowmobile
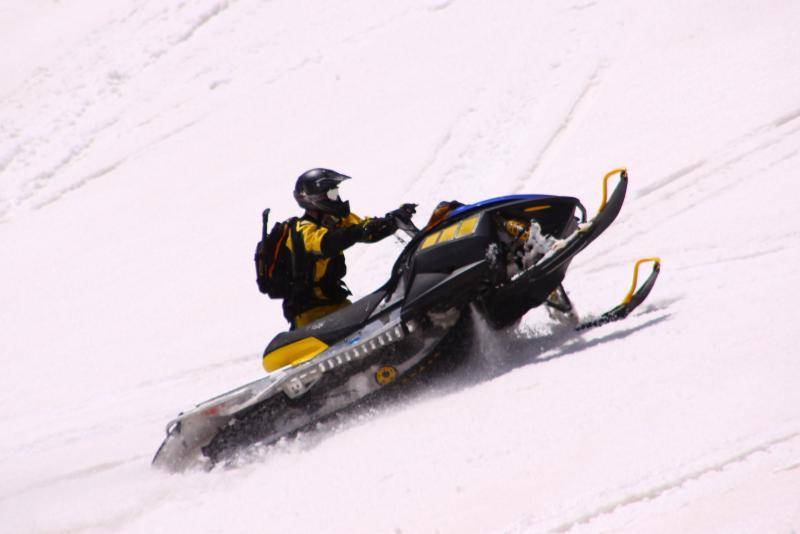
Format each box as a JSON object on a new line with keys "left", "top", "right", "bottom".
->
{"left": 262, "top": 336, "right": 328, "bottom": 372}
{"left": 524, "top": 204, "right": 551, "bottom": 213}
{"left": 420, "top": 214, "right": 481, "bottom": 250}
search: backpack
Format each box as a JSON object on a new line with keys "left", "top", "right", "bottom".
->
{"left": 254, "top": 209, "right": 301, "bottom": 299}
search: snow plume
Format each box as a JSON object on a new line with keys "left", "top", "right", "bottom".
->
{"left": 461, "top": 304, "right": 594, "bottom": 386}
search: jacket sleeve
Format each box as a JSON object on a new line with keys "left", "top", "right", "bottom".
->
{"left": 295, "top": 220, "right": 328, "bottom": 255}
{"left": 320, "top": 225, "right": 364, "bottom": 256}
{"left": 297, "top": 217, "right": 365, "bottom": 257}
{"left": 347, "top": 212, "right": 396, "bottom": 243}
{"left": 361, "top": 217, "right": 396, "bottom": 242}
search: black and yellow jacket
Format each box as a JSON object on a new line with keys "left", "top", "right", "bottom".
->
{"left": 283, "top": 212, "right": 392, "bottom": 323}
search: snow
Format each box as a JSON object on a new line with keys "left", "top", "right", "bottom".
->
{"left": 2, "top": 0, "right": 800, "bottom": 532}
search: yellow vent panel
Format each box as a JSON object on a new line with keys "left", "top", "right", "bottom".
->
{"left": 456, "top": 215, "right": 480, "bottom": 237}
{"left": 419, "top": 214, "right": 482, "bottom": 250}
{"left": 439, "top": 223, "right": 459, "bottom": 243}
{"left": 421, "top": 232, "right": 441, "bottom": 250}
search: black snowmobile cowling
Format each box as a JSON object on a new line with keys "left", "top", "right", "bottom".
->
{"left": 261, "top": 192, "right": 581, "bottom": 371}
{"left": 153, "top": 168, "right": 661, "bottom": 472}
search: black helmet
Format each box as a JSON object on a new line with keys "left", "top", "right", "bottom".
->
{"left": 294, "top": 168, "right": 351, "bottom": 217}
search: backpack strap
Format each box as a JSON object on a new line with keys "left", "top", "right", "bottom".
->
{"left": 268, "top": 223, "right": 291, "bottom": 278}
{"left": 288, "top": 217, "right": 302, "bottom": 281}
{"left": 287, "top": 218, "right": 315, "bottom": 304}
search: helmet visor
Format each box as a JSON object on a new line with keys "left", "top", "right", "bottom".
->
{"left": 326, "top": 187, "right": 341, "bottom": 201}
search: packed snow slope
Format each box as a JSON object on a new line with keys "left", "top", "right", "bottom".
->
{"left": 2, "top": 1, "right": 800, "bottom": 532}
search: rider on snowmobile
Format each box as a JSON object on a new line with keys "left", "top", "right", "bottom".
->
{"left": 286, "top": 168, "right": 416, "bottom": 329}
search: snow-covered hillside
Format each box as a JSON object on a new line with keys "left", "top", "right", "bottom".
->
{"left": 2, "top": 1, "right": 799, "bottom": 532}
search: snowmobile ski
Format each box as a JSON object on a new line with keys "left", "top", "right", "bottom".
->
{"left": 576, "top": 258, "right": 662, "bottom": 331}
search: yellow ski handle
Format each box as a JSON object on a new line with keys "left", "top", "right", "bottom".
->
{"left": 599, "top": 167, "right": 628, "bottom": 212}
{"left": 622, "top": 257, "right": 662, "bottom": 305}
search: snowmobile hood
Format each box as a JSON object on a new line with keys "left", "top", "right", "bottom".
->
{"left": 447, "top": 194, "right": 556, "bottom": 219}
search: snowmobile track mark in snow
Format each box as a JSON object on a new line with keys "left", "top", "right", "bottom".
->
{"left": 549, "top": 430, "right": 800, "bottom": 533}
{"left": 636, "top": 160, "right": 706, "bottom": 198}
{"left": 517, "top": 66, "right": 603, "bottom": 187}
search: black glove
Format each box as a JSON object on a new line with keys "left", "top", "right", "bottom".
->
{"left": 386, "top": 203, "right": 417, "bottom": 225}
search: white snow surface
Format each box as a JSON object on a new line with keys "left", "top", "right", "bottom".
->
{"left": 2, "top": 1, "right": 800, "bottom": 532}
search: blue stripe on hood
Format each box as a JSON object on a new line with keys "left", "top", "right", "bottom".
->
{"left": 447, "top": 194, "right": 553, "bottom": 218}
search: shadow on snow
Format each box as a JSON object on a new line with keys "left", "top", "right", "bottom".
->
{"left": 223, "top": 300, "right": 673, "bottom": 469}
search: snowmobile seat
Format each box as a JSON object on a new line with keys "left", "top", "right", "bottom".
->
{"left": 264, "top": 290, "right": 387, "bottom": 357}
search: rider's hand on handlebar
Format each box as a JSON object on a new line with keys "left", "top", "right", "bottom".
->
{"left": 386, "top": 203, "right": 417, "bottom": 224}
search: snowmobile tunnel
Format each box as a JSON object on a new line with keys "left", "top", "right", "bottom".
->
{"left": 263, "top": 290, "right": 388, "bottom": 368}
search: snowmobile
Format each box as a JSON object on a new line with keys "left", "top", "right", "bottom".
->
{"left": 152, "top": 168, "right": 660, "bottom": 472}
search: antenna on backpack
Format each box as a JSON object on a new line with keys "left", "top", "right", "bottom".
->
{"left": 261, "top": 209, "right": 270, "bottom": 242}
